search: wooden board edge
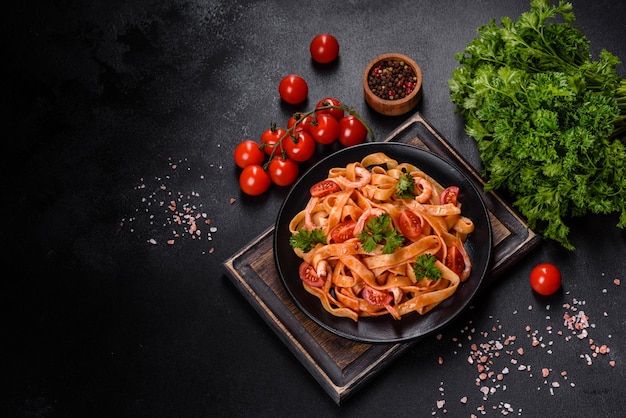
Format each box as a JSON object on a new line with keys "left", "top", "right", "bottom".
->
{"left": 222, "top": 228, "right": 415, "bottom": 404}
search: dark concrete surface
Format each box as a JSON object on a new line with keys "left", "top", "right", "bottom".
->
{"left": 4, "top": 1, "right": 625, "bottom": 416}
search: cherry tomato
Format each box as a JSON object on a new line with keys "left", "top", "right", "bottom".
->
{"left": 361, "top": 285, "right": 393, "bottom": 307}
{"left": 287, "top": 112, "right": 313, "bottom": 133}
{"left": 310, "top": 33, "right": 340, "bottom": 64}
{"left": 239, "top": 164, "right": 271, "bottom": 196}
{"left": 338, "top": 115, "right": 368, "bottom": 147}
{"left": 260, "top": 126, "right": 287, "bottom": 156}
{"left": 315, "top": 97, "right": 344, "bottom": 121}
{"left": 330, "top": 220, "right": 356, "bottom": 243}
{"left": 283, "top": 131, "right": 316, "bottom": 163}
{"left": 309, "top": 113, "right": 339, "bottom": 145}
{"left": 267, "top": 156, "right": 299, "bottom": 186}
{"left": 278, "top": 74, "right": 308, "bottom": 105}
{"left": 397, "top": 210, "right": 422, "bottom": 240}
{"left": 445, "top": 245, "right": 465, "bottom": 276}
{"left": 310, "top": 180, "right": 340, "bottom": 197}
{"left": 233, "top": 140, "right": 265, "bottom": 169}
{"left": 530, "top": 263, "right": 562, "bottom": 296}
{"left": 441, "top": 186, "right": 460, "bottom": 205}
{"left": 299, "top": 262, "right": 325, "bottom": 287}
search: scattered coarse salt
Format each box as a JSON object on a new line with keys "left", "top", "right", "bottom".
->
{"left": 122, "top": 159, "right": 223, "bottom": 251}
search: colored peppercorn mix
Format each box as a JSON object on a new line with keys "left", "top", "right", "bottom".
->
{"left": 368, "top": 59, "right": 417, "bottom": 100}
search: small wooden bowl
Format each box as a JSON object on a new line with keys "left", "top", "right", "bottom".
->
{"left": 363, "top": 53, "right": 422, "bottom": 116}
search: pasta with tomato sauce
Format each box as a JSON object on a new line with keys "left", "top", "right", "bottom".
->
{"left": 288, "top": 152, "right": 474, "bottom": 322}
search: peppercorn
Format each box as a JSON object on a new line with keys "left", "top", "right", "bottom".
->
{"left": 367, "top": 59, "right": 417, "bottom": 100}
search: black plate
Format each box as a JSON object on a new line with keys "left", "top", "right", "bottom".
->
{"left": 274, "top": 142, "right": 492, "bottom": 343}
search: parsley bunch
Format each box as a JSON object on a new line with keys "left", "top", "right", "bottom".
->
{"left": 449, "top": 0, "right": 626, "bottom": 249}
{"left": 357, "top": 213, "right": 404, "bottom": 254}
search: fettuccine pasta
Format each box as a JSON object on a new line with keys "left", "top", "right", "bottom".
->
{"left": 288, "top": 152, "right": 475, "bottom": 322}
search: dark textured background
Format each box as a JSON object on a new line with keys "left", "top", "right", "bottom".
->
{"left": 4, "top": 1, "right": 625, "bottom": 416}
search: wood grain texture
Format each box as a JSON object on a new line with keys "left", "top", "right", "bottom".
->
{"left": 222, "top": 112, "right": 541, "bottom": 404}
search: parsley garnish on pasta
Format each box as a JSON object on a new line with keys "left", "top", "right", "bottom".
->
{"left": 288, "top": 152, "right": 474, "bottom": 321}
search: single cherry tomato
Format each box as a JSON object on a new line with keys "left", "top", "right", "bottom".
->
{"left": 310, "top": 33, "right": 340, "bottom": 64}
{"left": 441, "top": 186, "right": 460, "bottom": 205}
{"left": 283, "top": 131, "right": 316, "bottom": 163}
{"left": 287, "top": 112, "right": 313, "bottom": 133}
{"left": 530, "top": 263, "right": 562, "bottom": 296}
{"left": 330, "top": 220, "right": 357, "bottom": 243}
{"left": 299, "top": 261, "right": 325, "bottom": 287}
{"left": 239, "top": 164, "right": 271, "bottom": 196}
{"left": 267, "top": 156, "right": 299, "bottom": 186}
{"left": 361, "top": 285, "right": 393, "bottom": 307}
{"left": 309, "top": 113, "right": 339, "bottom": 145}
{"left": 397, "top": 210, "right": 422, "bottom": 240}
{"left": 338, "top": 115, "right": 368, "bottom": 147}
{"left": 315, "top": 97, "right": 344, "bottom": 121}
{"left": 278, "top": 74, "right": 308, "bottom": 105}
{"left": 233, "top": 140, "right": 265, "bottom": 169}
{"left": 310, "top": 180, "right": 340, "bottom": 197}
{"left": 445, "top": 245, "right": 465, "bottom": 276}
{"left": 260, "top": 126, "right": 287, "bottom": 156}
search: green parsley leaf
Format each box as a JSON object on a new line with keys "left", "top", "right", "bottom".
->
{"left": 395, "top": 172, "right": 415, "bottom": 199}
{"left": 449, "top": 0, "right": 626, "bottom": 250}
{"left": 357, "top": 213, "right": 404, "bottom": 254}
{"left": 289, "top": 228, "right": 326, "bottom": 252}
{"left": 413, "top": 254, "right": 442, "bottom": 281}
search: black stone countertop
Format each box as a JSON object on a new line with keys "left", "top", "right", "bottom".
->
{"left": 4, "top": 1, "right": 625, "bottom": 416}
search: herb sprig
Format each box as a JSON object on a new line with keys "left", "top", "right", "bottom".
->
{"left": 413, "top": 254, "right": 442, "bottom": 281}
{"left": 395, "top": 172, "right": 415, "bottom": 199}
{"left": 357, "top": 213, "right": 404, "bottom": 254}
{"left": 449, "top": 0, "right": 626, "bottom": 250}
{"left": 289, "top": 228, "right": 326, "bottom": 252}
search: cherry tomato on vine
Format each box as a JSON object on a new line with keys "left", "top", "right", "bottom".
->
{"left": 287, "top": 112, "right": 313, "bottom": 133}
{"left": 278, "top": 74, "right": 308, "bottom": 105}
{"left": 441, "top": 186, "right": 460, "bottom": 205}
{"left": 268, "top": 156, "right": 299, "bottom": 186}
{"left": 397, "top": 210, "right": 422, "bottom": 240}
{"left": 299, "top": 262, "right": 325, "bottom": 287}
{"left": 309, "top": 113, "right": 339, "bottom": 145}
{"left": 239, "top": 164, "right": 271, "bottom": 196}
{"left": 315, "top": 97, "right": 344, "bottom": 121}
{"left": 260, "top": 126, "right": 287, "bottom": 156}
{"left": 309, "top": 33, "right": 340, "bottom": 64}
{"left": 530, "top": 263, "right": 562, "bottom": 296}
{"left": 233, "top": 139, "right": 265, "bottom": 169}
{"left": 361, "top": 285, "right": 393, "bottom": 307}
{"left": 283, "top": 131, "right": 316, "bottom": 163}
{"left": 310, "top": 180, "right": 340, "bottom": 197}
{"left": 338, "top": 115, "right": 368, "bottom": 147}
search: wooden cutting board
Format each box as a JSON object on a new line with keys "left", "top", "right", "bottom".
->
{"left": 222, "top": 112, "right": 540, "bottom": 404}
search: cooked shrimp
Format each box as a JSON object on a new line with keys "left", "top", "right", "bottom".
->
{"left": 316, "top": 260, "right": 330, "bottom": 278}
{"left": 352, "top": 208, "right": 386, "bottom": 235}
{"left": 334, "top": 166, "right": 372, "bottom": 189}
{"left": 304, "top": 197, "right": 319, "bottom": 230}
{"left": 413, "top": 177, "right": 433, "bottom": 203}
